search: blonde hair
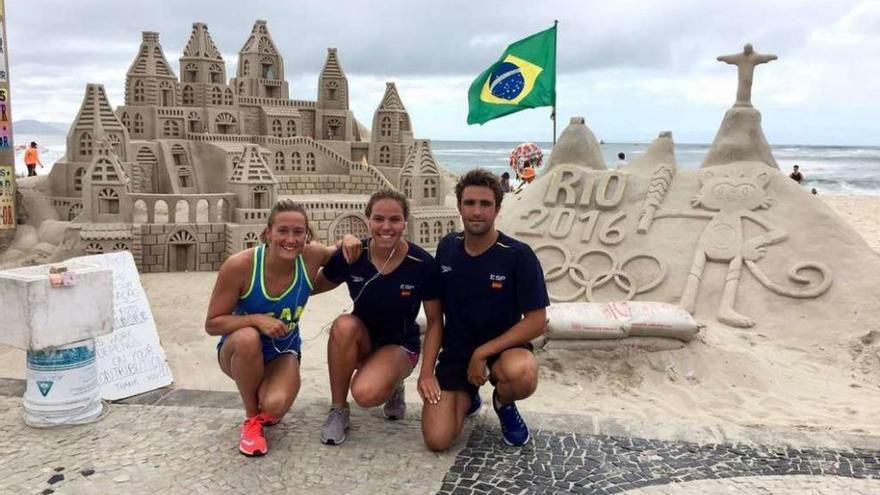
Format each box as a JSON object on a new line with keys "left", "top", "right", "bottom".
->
{"left": 260, "top": 199, "right": 314, "bottom": 243}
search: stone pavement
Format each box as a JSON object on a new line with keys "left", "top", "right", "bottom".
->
{"left": 1, "top": 378, "right": 878, "bottom": 495}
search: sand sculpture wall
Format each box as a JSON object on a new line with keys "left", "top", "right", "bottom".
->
{"left": 499, "top": 44, "right": 880, "bottom": 335}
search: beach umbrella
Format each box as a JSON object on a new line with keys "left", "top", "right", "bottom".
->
{"left": 509, "top": 142, "right": 543, "bottom": 183}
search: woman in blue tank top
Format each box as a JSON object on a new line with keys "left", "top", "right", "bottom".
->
{"left": 205, "top": 200, "right": 360, "bottom": 457}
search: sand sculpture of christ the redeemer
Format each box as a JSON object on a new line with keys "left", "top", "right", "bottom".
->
{"left": 717, "top": 43, "right": 777, "bottom": 108}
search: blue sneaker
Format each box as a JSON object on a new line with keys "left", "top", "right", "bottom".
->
{"left": 492, "top": 389, "right": 530, "bottom": 446}
{"left": 465, "top": 390, "right": 482, "bottom": 417}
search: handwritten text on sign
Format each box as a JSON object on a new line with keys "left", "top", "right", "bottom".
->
{"left": 70, "top": 251, "right": 173, "bottom": 400}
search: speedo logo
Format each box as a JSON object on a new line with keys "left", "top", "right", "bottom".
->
{"left": 441, "top": 265, "right": 452, "bottom": 273}
{"left": 351, "top": 275, "right": 365, "bottom": 283}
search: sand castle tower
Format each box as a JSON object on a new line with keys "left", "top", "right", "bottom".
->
{"left": 178, "top": 22, "right": 237, "bottom": 133}
{"left": 230, "top": 20, "right": 288, "bottom": 100}
{"left": 227, "top": 145, "right": 278, "bottom": 224}
{"left": 399, "top": 139, "right": 453, "bottom": 245}
{"left": 315, "top": 48, "right": 355, "bottom": 141}
{"left": 81, "top": 140, "right": 132, "bottom": 223}
{"left": 121, "top": 32, "right": 182, "bottom": 140}
{"left": 369, "top": 82, "right": 414, "bottom": 176}
{"left": 48, "top": 84, "right": 132, "bottom": 219}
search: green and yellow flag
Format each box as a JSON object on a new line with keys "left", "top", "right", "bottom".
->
{"left": 467, "top": 25, "right": 557, "bottom": 125}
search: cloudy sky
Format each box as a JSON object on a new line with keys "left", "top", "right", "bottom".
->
{"left": 6, "top": 0, "right": 880, "bottom": 145}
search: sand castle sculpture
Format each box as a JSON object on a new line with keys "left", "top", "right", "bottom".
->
{"left": 2, "top": 21, "right": 459, "bottom": 272}
{"left": 498, "top": 44, "right": 880, "bottom": 339}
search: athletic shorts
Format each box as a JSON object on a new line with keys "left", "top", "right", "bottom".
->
{"left": 217, "top": 330, "right": 302, "bottom": 364}
{"left": 435, "top": 343, "right": 533, "bottom": 396}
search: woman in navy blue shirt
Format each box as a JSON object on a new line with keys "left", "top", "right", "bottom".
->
{"left": 315, "top": 189, "right": 443, "bottom": 445}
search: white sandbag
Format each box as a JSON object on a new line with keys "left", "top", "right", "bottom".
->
{"left": 547, "top": 336, "right": 686, "bottom": 352}
{"left": 614, "top": 301, "right": 701, "bottom": 341}
{"left": 546, "top": 303, "right": 628, "bottom": 340}
{"left": 546, "top": 301, "right": 700, "bottom": 342}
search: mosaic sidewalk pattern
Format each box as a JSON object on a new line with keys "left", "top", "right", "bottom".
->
{"left": 438, "top": 428, "right": 880, "bottom": 494}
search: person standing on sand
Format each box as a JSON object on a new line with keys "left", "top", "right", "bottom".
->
{"left": 315, "top": 189, "right": 443, "bottom": 446}
{"left": 205, "top": 199, "right": 361, "bottom": 457}
{"left": 615, "top": 152, "right": 627, "bottom": 170}
{"left": 500, "top": 172, "right": 512, "bottom": 193}
{"left": 789, "top": 165, "right": 804, "bottom": 184}
{"left": 24, "top": 142, "right": 43, "bottom": 177}
{"left": 420, "top": 169, "right": 549, "bottom": 450}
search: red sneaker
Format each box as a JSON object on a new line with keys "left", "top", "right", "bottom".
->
{"left": 258, "top": 412, "right": 280, "bottom": 427}
{"left": 239, "top": 415, "right": 268, "bottom": 456}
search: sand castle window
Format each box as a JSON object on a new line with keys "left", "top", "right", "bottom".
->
{"left": 79, "top": 132, "right": 93, "bottom": 157}
{"left": 215, "top": 113, "right": 237, "bottom": 134}
{"left": 185, "top": 63, "right": 198, "bottom": 82}
{"left": 224, "top": 88, "right": 234, "bottom": 106}
{"left": 380, "top": 116, "right": 391, "bottom": 137}
{"left": 327, "top": 119, "right": 342, "bottom": 140}
{"left": 401, "top": 177, "right": 411, "bottom": 197}
{"left": 286, "top": 120, "right": 296, "bottom": 137}
{"left": 238, "top": 81, "right": 245, "bottom": 95}
{"left": 271, "top": 119, "right": 283, "bottom": 137}
{"left": 159, "top": 81, "right": 173, "bottom": 106}
{"left": 121, "top": 112, "right": 131, "bottom": 132}
{"left": 306, "top": 152, "right": 316, "bottom": 172}
{"left": 74, "top": 168, "right": 85, "bottom": 192}
{"left": 261, "top": 57, "right": 274, "bottom": 79}
{"left": 177, "top": 169, "right": 191, "bottom": 188}
{"left": 106, "top": 133, "right": 122, "bottom": 156}
{"left": 211, "top": 86, "right": 223, "bottom": 105}
{"left": 326, "top": 81, "right": 338, "bottom": 101}
{"left": 133, "top": 80, "right": 145, "bottom": 103}
{"left": 182, "top": 85, "right": 194, "bottom": 105}
{"left": 85, "top": 243, "right": 104, "bottom": 255}
{"left": 423, "top": 178, "right": 437, "bottom": 199}
{"left": 98, "top": 188, "right": 120, "bottom": 214}
{"left": 419, "top": 222, "right": 430, "bottom": 244}
{"left": 163, "top": 120, "right": 180, "bottom": 137}
{"left": 243, "top": 232, "right": 259, "bottom": 249}
{"left": 433, "top": 221, "right": 443, "bottom": 241}
{"left": 274, "top": 151, "right": 285, "bottom": 171}
{"left": 242, "top": 60, "right": 250, "bottom": 76}
{"left": 209, "top": 64, "right": 223, "bottom": 84}
{"left": 447, "top": 219, "right": 455, "bottom": 232}
{"left": 187, "top": 112, "right": 200, "bottom": 133}
{"left": 291, "top": 152, "right": 301, "bottom": 171}
{"left": 112, "top": 242, "right": 129, "bottom": 252}
{"left": 134, "top": 114, "right": 144, "bottom": 134}
{"left": 379, "top": 145, "right": 391, "bottom": 165}
{"left": 253, "top": 185, "right": 268, "bottom": 209}
{"left": 172, "top": 145, "right": 188, "bottom": 166}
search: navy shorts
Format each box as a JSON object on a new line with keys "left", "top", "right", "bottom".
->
{"left": 217, "top": 330, "right": 302, "bottom": 364}
{"left": 435, "top": 343, "right": 533, "bottom": 396}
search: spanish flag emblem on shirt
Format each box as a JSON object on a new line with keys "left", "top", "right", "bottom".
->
{"left": 467, "top": 25, "right": 557, "bottom": 125}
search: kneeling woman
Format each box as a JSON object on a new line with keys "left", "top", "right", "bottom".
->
{"left": 316, "top": 189, "right": 443, "bottom": 445}
{"left": 205, "top": 200, "right": 359, "bottom": 456}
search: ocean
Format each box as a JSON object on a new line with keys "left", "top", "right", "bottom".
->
{"left": 13, "top": 133, "right": 880, "bottom": 196}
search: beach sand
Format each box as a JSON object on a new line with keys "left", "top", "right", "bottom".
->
{"left": 1, "top": 194, "right": 878, "bottom": 436}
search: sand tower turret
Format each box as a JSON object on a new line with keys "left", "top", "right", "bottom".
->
{"left": 314, "top": 48, "right": 354, "bottom": 141}
{"left": 178, "top": 22, "right": 236, "bottom": 116}
{"left": 231, "top": 20, "right": 288, "bottom": 100}
{"left": 369, "top": 82, "right": 413, "bottom": 175}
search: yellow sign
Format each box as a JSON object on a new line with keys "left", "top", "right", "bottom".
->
{"left": 0, "top": 164, "right": 14, "bottom": 229}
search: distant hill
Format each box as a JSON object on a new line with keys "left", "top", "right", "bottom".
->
{"left": 13, "top": 119, "right": 67, "bottom": 135}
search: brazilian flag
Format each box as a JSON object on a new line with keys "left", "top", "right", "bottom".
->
{"left": 467, "top": 25, "right": 557, "bottom": 125}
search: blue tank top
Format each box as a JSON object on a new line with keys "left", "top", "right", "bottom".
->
{"left": 233, "top": 244, "right": 313, "bottom": 341}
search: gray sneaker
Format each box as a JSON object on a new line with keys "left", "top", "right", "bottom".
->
{"left": 320, "top": 407, "right": 350, "bottom": 445}
{"left": 383, "top": 383, "right": 406, "bottom": 420}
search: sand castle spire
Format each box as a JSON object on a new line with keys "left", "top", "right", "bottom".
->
{"left": 125, "top": 32, "right": 180, "bottom": 107}
{"left": 317, "top": 48, "right": 349, "bottom": 111}
{"left": 180, "top": 23, "right": 226, "bottom": 85}
{"left": 369, "top": 82, "right": 413, "bottom": 170}
{"left": 399, "top": 139, "right": 442, "bottom": 206}
{"left": 232, "top": 20, "right": 288, "bottom": 99}
{"left": 717, "top": 43, "right": 777, "bottom": 108}
{"left": 68, "top": 84, "right": 130, "bottom": 162}
{"left": 183, "top": 22, "right": 223, "bottom": 61}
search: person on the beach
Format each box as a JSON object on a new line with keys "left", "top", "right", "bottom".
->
{"left": 500, "top": 172, "right": 512, "bottom": 193}
{"left": 316, "top": 189, "right": 443, "bottom": 445}
{"left": 205, "top": 199, "right": 360, "bottom": 457}
{"left": 421, "top": 169, "right": 549, "bottom": 450}
{"left": 24, "top": 142, "right": 43, "bottom": 177}
{"left": 789, "top": 165, "right": 804, "bottom": 184}
{"left": 811, "top": 188, "right": 818, "bottom": 195}
{"left": 615, "top": 152, "right": 627, "bottom": 170}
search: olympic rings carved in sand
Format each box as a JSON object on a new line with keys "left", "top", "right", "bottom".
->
{"left": 535, "top": 244, "right": 667, "bottom": 302}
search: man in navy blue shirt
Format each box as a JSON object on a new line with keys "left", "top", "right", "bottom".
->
{"left": 419, "top": 169, "right": 549, "bottom": 450}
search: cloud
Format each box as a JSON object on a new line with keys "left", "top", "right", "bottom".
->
{"left": 5, "top": 0, "right": 879, "bottom": 144}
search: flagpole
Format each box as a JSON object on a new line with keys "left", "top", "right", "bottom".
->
{"left": 552, "top": 19, "right": 558, "bottom": 145}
